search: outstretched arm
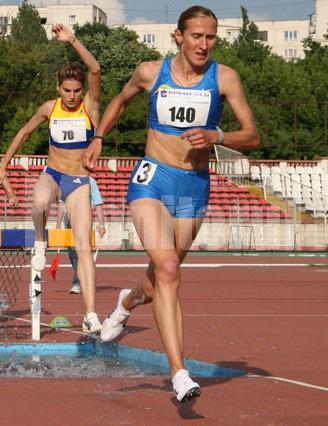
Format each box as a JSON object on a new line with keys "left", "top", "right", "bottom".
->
{"left": 82, "top": 61, "right": 154, "bottom": 170}
{"left": 0, "top": 101, "right": 51, "bottom": 182}
{"left": 52, "top": 24, "right": 101, "bottom": 119}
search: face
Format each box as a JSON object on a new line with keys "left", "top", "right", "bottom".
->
{"left": 176, "top": 16, "right": 217, "bottom": 67}
{"left": 57, "top": 79, "right": 83, "bottom": 110}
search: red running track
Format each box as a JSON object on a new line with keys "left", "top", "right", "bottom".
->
{"left": 1, "top": 253, "right": 328, "bottom": 425}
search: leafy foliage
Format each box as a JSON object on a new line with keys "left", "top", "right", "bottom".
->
{"left": 10, "top": 0, "right": 47, "bottom": 46}
{"left": 0, "top": 5, "right": 327, "bottom": 160}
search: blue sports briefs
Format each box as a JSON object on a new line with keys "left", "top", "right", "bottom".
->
{"left": 44, "top": 166, "right": 90, "bottom": 201}
{"left": 127, "top": 156, "right": 210, "bottom": 218}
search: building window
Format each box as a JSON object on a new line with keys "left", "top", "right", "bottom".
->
{"left": 143, "top": 33, "right": 156, "bottom": 45}
{"left": 0, "top": 16, "right": 8, "bottom": 34}
{"left": 284, "top": 30, "right": 298, "bottom": 41}
{"left": 225, "top": 29, "right": 239, "bottom": 42}
{"left": 285, "top": 49, "right": 297, "bottom": 59}
{"left": 69, "top": 15, "right": 76, "bottom": 25}
{"left": 257, "top": 31, "right": 268, "bottom": 42}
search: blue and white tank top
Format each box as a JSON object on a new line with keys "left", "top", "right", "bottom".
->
{"left": 148, "top": 57, "right": 223, "bottom": 136}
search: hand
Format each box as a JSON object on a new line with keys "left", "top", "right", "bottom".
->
{"left": 181, "top": 128, "right": 218, "bottom": 150}
{"left": 8, "top": 193, "right": 18, "bottom": 208}
{"left": 82, "top": 138, "right": 102, "bottom": 171}
{"left": 98, "top": 225, "right": 106, "bottom": 238}
{"left": 51, "top": 23, "right": 75, "bottom": 44}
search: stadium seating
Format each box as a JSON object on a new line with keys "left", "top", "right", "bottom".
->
{"left": 0, "top": 160, "right": 292, "bottom": 222}
{"left": 250, "top": 161, "right": 328, "bottom": 218}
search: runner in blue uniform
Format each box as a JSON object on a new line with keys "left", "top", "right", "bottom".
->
{"left": 83, "top": 6, "right": 260, "bottom": 401}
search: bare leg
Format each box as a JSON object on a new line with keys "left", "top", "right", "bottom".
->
{"left": 32, "top": 173, "right": 58, "bottom": 241}
{"left": 66, "top": 184, "right": 96, "bottom": 315}
{"left": 128, "top": 198, "right": 204, "bottom": 376}
{"left": 124, "top": 217, "right": 203, "bottom": 352}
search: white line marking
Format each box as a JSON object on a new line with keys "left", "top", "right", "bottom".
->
{"left": 55, "top": 263, "right": 327, "bottom": 268}
{"left": 183, "top": 314, "right": 328, "bottom": 318}
{"left": 247, "top": 374, "right": 328, "bottom": 392}
{"left": 93, "top": 263, "right": 326, "bottom": 268}
{"left": 4, "top": 314, "right": 328, "bottom": 319}
{"left": 1, "top": 263, "right": 327, "bottom": 269}
{"left": 0, "top": 314, "right": 93, "bottom": 337}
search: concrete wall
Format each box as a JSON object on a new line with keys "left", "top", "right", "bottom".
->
{"left": 313, "top": 0, "right": 328, "bottom": 45}
{"left": 5, "top": 220, "right": 327, "bottom": 252}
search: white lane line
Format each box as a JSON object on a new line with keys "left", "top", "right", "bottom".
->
{"left": 247, "top": 374, "right": 328, "bottom": 392}
{"left": 2, "top": 263, "right": 327, "bottom": 269}
{"left": 0, "top": 314, "right": 93, "bottom": 337}
{"left": 54, "top": 263, "right": 327, "bottom": 268}
{"left": 4, "top": 314, "right": 328, "bottom": 319}
{"left": 184, "top": 314, "right": 328, "bottom": 317}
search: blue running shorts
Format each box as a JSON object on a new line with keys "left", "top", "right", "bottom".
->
{"left": 44, "top": 166, "right": 90, "bottom": 201}
{"left": 127, "top": 156, "right": 210, "bottom": 218}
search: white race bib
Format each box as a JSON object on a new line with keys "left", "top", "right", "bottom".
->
{"left": 132, "top": 160, "right": 157, "bottom": 185}
{"left": 156, "top": 88, "right": 211, "bottom": 128}
{"left": 50, "top": 118, "right": 87, "bottom": 144}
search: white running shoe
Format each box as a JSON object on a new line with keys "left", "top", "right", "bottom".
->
{"left": 100, "top": 289, "right": 131, "bottom": 342}
{"left": 172, "top": 369, "right": 201, "bottom": 402}
{"left": 70, "top": 284, "right": 81, "bottom": 294}
{"left": 31, "top": 240, "right": 47, "bottom": 271}
{"left": 82, "top": 312, "right": 102, "bottom": 335}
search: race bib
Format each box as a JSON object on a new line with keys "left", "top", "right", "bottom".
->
{"left": 157, "top": 88, "right": 211, "bottom": 128}
{"left": 50, "top": 118, "right": 87, "bottom": 144}
{"left": 132, "top": 160, "right": 157, "bottom": 185}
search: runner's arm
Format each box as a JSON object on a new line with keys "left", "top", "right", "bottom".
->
{"left": 0, "top": 102, "right": 51, "bottom": 178}
{"left": 52, "top": 24, "right": 101, "bottom": 117}
{"left": 82, "top": 62, "right": 153, "bottom": 169}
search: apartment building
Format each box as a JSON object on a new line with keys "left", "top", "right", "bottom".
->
{"left": 126, "top": 18, "right": 310, "bottom": 60}
{"left": 0, "top": 3, "right": 106, "bottom": 38}
{"left": 126, "top": 0, "right": 328, "bottom": 61}
{"left": 310, "top": 0, "right": 328, "bottom": 46}
{"left": 0, "top": 0, "right": 327, "bottom": 60}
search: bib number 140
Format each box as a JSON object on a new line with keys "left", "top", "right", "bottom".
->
{"left": 169, "top": 106, "right": 196, "bottom": 124}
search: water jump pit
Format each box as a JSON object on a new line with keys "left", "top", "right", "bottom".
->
{"left": 0, "top": 341, "right": 246, "bottom": 379}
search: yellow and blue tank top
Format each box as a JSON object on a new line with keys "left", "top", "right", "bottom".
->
{"left": 148, "top": 57, "right": 223, "bottom": 136}
{"left": 48, "top": 98, "right": 95, "bottom": 149}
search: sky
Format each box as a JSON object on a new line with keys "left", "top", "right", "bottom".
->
{"left": 0, "top": 0, "right": 317, "bottom": 25}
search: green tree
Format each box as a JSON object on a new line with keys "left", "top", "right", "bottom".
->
{"left": 0, "top": 102, "right": 48, "bottom": 154}
{"left": 234, "top": 6, "right": 271, "bottom": 65}
{"left": 10, "top": 0, "right": 47, "bottom": 46}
